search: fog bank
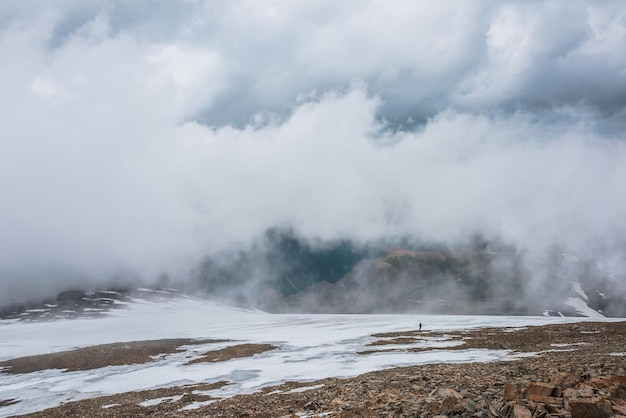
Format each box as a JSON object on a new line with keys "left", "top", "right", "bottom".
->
{"left": 0, "top": 1, "right": 625, "bottom": 304}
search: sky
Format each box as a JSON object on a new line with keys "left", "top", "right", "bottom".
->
{"left": 0, "top": 1, "right": 625, "bottom": 302}
{"left": 0, "top": 294, "right": 599, "bottom": 416}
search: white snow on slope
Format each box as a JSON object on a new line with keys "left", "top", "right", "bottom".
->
{"left": 565, "top": 297, "right": 604, "bottom": 318}
{"left": 571, "top": 282, "right": 588, "bottom": 300}
{"left": 0, "top": 297, "right": 616, "bottom": 417}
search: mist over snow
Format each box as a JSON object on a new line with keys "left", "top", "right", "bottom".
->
{"left": 0, "top": 1, "right": 625, "bottom": 305}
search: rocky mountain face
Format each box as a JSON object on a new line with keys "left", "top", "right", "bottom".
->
{"left": 3, "top": 229, "right": 624, "bottom": 318}
{"left": 186, "top": 228, "right": 626, "bottom": 316}
{"left": 251, "top": 242, "right": 626, "bottom": 316}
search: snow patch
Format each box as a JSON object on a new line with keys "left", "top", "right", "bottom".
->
{"left": 289, "top": 384, "right": 325, "bottom": 394}
{"left": 571, "top": 282, "right": 588, "bottom": 301}
{"left": 139, "top": 395, "right": 183, "bottom": 407}
{"left": 550, "top": 343, "right": 587, "bottom": 348}
{"left": 503, "top": 328, "right": 526, "bottom": 332}
{"left": 180, "top": 400, "right": 216, "bottom": 410}
{"left": 295, "top": 412, "right": 334, "bottom": 417}
{"left": 565, "top": 297, "right": 604, "bottom": 318}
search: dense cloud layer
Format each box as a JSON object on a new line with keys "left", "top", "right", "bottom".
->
{"left": 1, "top": 1, "right": 625, "bottom": 303}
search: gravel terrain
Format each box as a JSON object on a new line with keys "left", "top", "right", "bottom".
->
{"left": 4, "top": 321, "right": 625, "bottom": 417}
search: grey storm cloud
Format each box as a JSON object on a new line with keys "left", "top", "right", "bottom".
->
{"left": 0, "top": 0, "right": 625, "bottom": 302}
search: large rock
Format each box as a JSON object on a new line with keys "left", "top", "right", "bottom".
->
{"left": 511, "top": 404, "right": 532, "bottom": 418}
{"left": 504, "top": 383, "right": 521, "bottom": 401}
{"left": 525, "top": 382, "right": 557, "bottom": 402}
{"left": 569, "top": 398, "right": 613, "bottom": 418}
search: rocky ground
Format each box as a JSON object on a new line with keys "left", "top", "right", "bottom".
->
{"left": 3, "top": 321, "right": 625, "bottom": 417}
{"left": 0, "top": 340, "right": 279, "bottom": 375}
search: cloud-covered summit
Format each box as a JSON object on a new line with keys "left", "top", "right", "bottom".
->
{"left": 0, "top": 1, "right": 625, "bottom": 303}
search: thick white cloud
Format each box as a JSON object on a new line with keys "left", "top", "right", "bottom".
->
{"left": 0, "top": 1, "right": 625, "bottom": 302}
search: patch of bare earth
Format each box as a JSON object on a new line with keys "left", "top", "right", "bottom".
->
{"left": 0, "top": 339, "right": 227, "bottom": 374}
{"left": 185, "top": 343, "right": 277, "bottom": 365}
{"left": 10, "top": 321, "right": 626, "bottom": 418}
{"left": 361, "top": 321, "right": 623, "bottom": 354}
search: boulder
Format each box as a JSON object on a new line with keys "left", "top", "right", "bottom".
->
{"left": 504, "top": 383, "right": 521, "bottom": 401}
{"left": 525, "top": 382, "right": 557, "bottom": 402}
{"left": 569, "top": 398, "right": 613, "bottom": 418}
{"left": 511, "top": 404, "right": 532, "bottom": 418}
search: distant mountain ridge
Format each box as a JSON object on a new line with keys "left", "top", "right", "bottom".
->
{"left": 201, "top": 229, "right": 624, "bottom": 317}
{"left": 261, "top": 247, "right": 626, "bottom": 317}
{"left": 3, "top": 230, "right": 625, "bottom": 319}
